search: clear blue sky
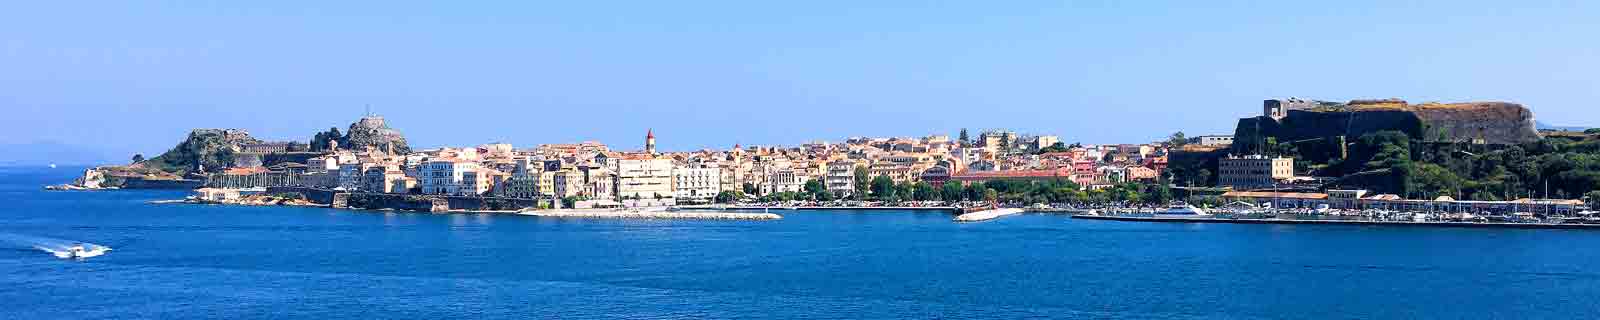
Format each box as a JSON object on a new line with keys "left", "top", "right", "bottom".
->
{"left": 2, "top": 1, "right": 1596, "bottom": 162}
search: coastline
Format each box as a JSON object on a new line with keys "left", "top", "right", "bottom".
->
{"left": 517, "top": 209, "right": 782, "bottom": 220}
{"left": 1071, "top": 214, "right": 1600, "bottom": 230}
{"left": 677, "top": 205, "right": 959, "bottom": 213}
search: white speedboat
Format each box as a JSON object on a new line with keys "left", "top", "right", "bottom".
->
{"left": 53, "top": 243, "right": 110, "bottom": 260}
{"left": 1154, "top": 204, "right": 1209, "bottom": 217}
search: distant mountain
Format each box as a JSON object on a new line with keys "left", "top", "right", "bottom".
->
{"left": 0, "top": 141, "right": 123, "bottom": 167}
{"left": 1536, "top": 121, "right": 1590, "bottom": 132}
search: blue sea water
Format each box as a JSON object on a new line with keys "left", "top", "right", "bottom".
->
{"left": 3, "top": 166, "right": 1600, "bottom": 319}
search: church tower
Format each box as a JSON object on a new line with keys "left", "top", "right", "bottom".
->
{"left": 645, "top": 129, "right": 656, "bottom": 155}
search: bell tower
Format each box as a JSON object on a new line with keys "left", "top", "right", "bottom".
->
{"left": 645, "top": 129, "right": 656, "bottom": 155}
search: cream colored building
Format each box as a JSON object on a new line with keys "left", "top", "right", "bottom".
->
{"left": 419, "top": 159, "right": 479, "bottom": 195}
{"left": 1218, "top": 155, "right": 1295, "bottom": 189}
{"left": 615, "top": 156, "right": 675, "bottom": 206}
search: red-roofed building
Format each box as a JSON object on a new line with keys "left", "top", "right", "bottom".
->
{"left": 950, "top": 168, "right": 1075, "bottom": 186}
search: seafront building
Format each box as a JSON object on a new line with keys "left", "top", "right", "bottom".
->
{"left": 1217, "top": 155, "right": 1295, "bottom": 189}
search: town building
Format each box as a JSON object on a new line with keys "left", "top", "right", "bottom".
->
{"left": 419, "top": 159, "right": 479, "bottom": 195}
{"left": 825, "top": 160, "right": 857, "bottom": 197}
{"left": 615, "top": 156, "right": 675, "bottom": 206}
{"left": 1217, "top": 155, "right": 1295, "bottom": 189}
{"left": 1189, "top": 135, "right": 1235, "bottom": 146}
{"left": 674, "top": 165, "right": 722, "bottom": 203}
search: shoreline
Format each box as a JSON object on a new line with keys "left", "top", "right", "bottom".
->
{"left": 517, "top": 209, "right": 782, "bottom": 220}
{"left": 1071, "top": 214, "right": 1600, "bottom": 230}
{"left": 677, "top": 205, "right": 959, "bottom": 213}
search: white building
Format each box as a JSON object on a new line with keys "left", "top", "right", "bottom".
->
{"left": 419, "top": 159, "right": 479, "bottom": 195}
{"left": 615, "top": 156, "right": 675, "bottom": 206}
{"left": 337, "top": 163, "right": 374, "bottom": 191}
{"left": 674, "top": 166, "right": 722, "bottom": 203}
{"left": 825, "top": 160, "right": 857, "bottom": 197}
{"left": 762, "top": 168, "right": 807, "bottom": 195}
{"left": 1190, "top": 135, "right": 1235, "bottom": 146}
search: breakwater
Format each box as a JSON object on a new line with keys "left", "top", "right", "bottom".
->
{"left": 518, "top": 209, "right": 782, "bottom": 220}
{"left": 1072, "top": 214, "right": 1600, "bottom": 230}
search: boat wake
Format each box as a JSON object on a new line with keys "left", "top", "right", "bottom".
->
{"left": 0, "top": 233, "right": 112, "bottom": 260}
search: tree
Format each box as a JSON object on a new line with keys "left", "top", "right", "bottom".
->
{"left": 1587, "top": 191, "right": 1600, "bottom": 210}
{"left": 803, "top": 179, "right": 826, "bottom": 199}
{"left": 941, "top": 182, "right": 964, "bottom": 202}
{"left": 309, "top": 127, "right": 344, "bottom": 151}
{"left": 870, "top": 176, "right": 896, "bottom": 200}
{"left": 959, "top": 128, "right": 970, "bottom": 145}
{"left": 1166, "top": 131, "right": 1189, "bottom": 148}
{"left": 1146, "top": 183, "right": 1174, "bottom": 205}
{"left": 817, "top": 190, "right": 836, "bottom": 202}
{"left": 911, "top": 182, "right": 936, "bottom": 201}
{"left": 1036, "top": 142, "right": 1069, "bottom": 154}
{"left": 1586, "top": 128, "right": 1600, "bottom": 135}
{"left": 715, "top": 190, "right": 743, "bottom": 204}
{"left": 983, "top": 188, "right": 999, "bottom": 203}
{"left": 964, "top": 182, "right": 987, "bottom": 201}
{"left": 131, "top": 154, "right": 145, "bottom": 164}
{"left": 743, "top": 183, "right": 759, "bottom": 196}
{"left": 853, "top": 165, "right": 870, "bottom": 199}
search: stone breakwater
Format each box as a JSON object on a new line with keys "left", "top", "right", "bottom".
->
{"left": 518, "top": 209, "right": 782, "bottom": 220}
{"left": 954, "top": 208, "right": 1025, "bottom": 222}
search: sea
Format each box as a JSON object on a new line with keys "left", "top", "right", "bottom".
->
{"left": 3, "top": 166, "right": 1599, "bottom": 319}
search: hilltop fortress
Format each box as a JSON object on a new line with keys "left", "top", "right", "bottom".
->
{"left": 1234, "top": 98, "right": 1541, "bottom": 148}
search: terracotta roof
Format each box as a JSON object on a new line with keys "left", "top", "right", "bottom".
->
{"left": 221, "top": 167, "right": 269, "bottom": 175}
{"left": 951, "top": 169, "right": 1074, "bottom": 181}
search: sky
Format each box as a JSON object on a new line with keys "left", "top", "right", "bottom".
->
{"left": 2, "top": 1, "right": 1597, "bottom": 164}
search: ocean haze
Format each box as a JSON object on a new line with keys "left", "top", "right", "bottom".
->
{"left": 0, "top": 141, "right": 124, "bottom": 167}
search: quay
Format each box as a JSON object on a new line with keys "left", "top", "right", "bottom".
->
{"left": 954, "top": 208, "right": 1026, "bottom": 222}
{"left": 1072, "top": 214, "right": 1600, "bottom": 230}
{"left": 518, "top": 209, "right": 782, "bottom": 220}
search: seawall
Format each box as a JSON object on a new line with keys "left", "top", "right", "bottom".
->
{"left": 264, "top": 187, "right": 541, "bottom": 212}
